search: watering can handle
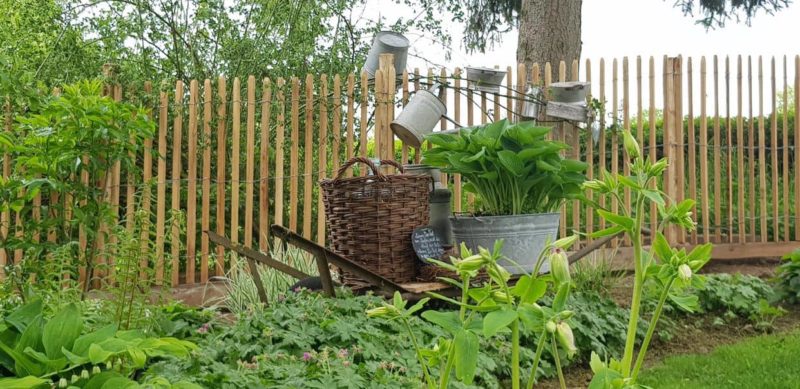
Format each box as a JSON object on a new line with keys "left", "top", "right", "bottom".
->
{"left": 332, "top": 157, "right": 405, "bottom": 182}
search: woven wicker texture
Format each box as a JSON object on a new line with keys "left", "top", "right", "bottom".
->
{"left": 320, "top": 157, "right": 431, "bottom": 285}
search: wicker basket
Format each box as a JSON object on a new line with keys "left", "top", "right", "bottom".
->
{"left": 320, "top": 157, "right": 431, "bottom": 285}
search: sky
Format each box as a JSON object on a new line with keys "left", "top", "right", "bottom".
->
{"left": 363, "top": 0, "right": 799, "bottom": 117}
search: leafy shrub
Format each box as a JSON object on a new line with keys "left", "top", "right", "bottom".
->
{"left": 695, "top": 273, "right": 776, "bottom": 319}
{"left": 0, "top": 297, "right": 197, "bottom": 388}
{"left": 774, "top": 249, "right": 800, "bottom": 304}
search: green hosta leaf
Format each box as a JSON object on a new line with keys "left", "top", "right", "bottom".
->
{"left": 454, "top": 329, "right": 479, "bottom": 384}
{"left": 461, "top": 147, "right": 485, "bottom": 163}
{"left": 483, "top": 119, "right": 508, "bottom": 139}
{"left": 497, "top": 150, "right": 524, "bottom": 177}
{"left": 483, "top": 309, "right": 517, "bottom": 337}
{"left": 42, "top": 303, "right": 82, "bottom": 360}
{"left": 72, "top": 324, "right": 117, "bottom": 357}
{"left": 0, "top": 376, "right": 49, "bottom": 389}
{"left": 5, "top": 299, "right": 42, "bottom": 333}
{"left": 424, "top": 133, "right": 464, "bottom": 151}
{"left": 128, "top": 346, "right": 147, "bottom": 368}
{"left": 421, "top": 310, "right": 462, "bottom": 334}
{"left": 535, "top": 159, "right": 560, "bottom": 172}
{"left": 596, "top": 209, "right": 634, "bottom": 230}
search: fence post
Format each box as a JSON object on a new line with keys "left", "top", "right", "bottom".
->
{"left": 377, "top": 53, "right": 395, "bottom": 162}
{"left": 664, "top": 57, "right": 681, "bottom": 243}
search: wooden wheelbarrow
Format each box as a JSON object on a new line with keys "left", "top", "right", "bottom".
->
{"left": 206, "top": 223, "right": 634, "bottom": 305}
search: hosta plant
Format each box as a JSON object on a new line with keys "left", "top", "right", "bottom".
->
{"left": 774, "top": 248, "right": 800, "bottom": 304}
{"left": 422, "top": 119, "right": 586, "bottom": 215}
{"left": 368, "top": 235, "right": 579, "bottom": 389}
{"left": 582, "top": 130, "right": 712, "bottom": 388}
{"left": 0, "top": 297, "right": 198, "bottom": 388}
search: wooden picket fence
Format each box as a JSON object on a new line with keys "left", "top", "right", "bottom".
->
{"left": 2, "top": 54, "right": 800, "bottom": 286}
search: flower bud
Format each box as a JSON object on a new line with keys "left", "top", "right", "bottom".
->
{"left": 622, "top": 130, "right": 640, "bottom": 159}
{"left": 553, "top": 235, "right": 579, "bottom": 250}
{"left": 81, "top": 369, "right": 90, "bottom": 380}
{"left": 545, "top": 320, "right": 557, "bottom": 334}
{"left": 491, "top": 291, "right": 513, "bottom": 304}
{"left": 456, "top": 255, "right": 484, "bottom": 272}
{"left": 58, "top": 378, "right": 68, "bottom": 388}
{"left": 549, "top": 248, "right": 571, "bottom": 286}
{"left": 366, "top": 306, "right": 391, "bottom": 318}
{"left": 556, "top": 322, "right": 578, "bottom": 358}
{"left": 71, "top": 374, "right": 80, "bottom": 384}
{"left": 556, "top": 310, "right": 575, "bottom": 321}
{"left": 92, "top": 366, "right": 101, "bottom": 375}
{"left": 678, "top": 264, "right": 692, "bottom": 281}
{"left": 582, "top": 180, "right": 605, "bottom": 191}
{"left": 487, "top": 264, "right": 511, "bottom": 283}
{"left": 650, "top": 158, "right": 669, "bottom": 176}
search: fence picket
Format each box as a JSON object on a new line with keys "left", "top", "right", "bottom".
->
{"left": 290, "top": 78, "right": 300, "bottom": 230}
{"left": 201, "top": 79, "right": 212, "bottom": 281}
{"left": 186, "top": 79, "right": 198, "bottom": 284}
{"left": 770, "top": 58, "right": 779, "bottom": 242}
{"left": 259, "top": 79, "right": 272, "bottom": 252}
{"left": 244, "top": 76, "right": 256, "bottom": 250}
{"left": 317, "top": 75, "right": 328, "bottom": 245}
{"left": 215, "top": 77, "right": 228, "bottom": 276}
{"left": 736, "top": 57, "right": 745, "bottom": 243}
{"left": 758, "top": 57, "right": 767, "bottom": 242}
{"left": 304, "top": 75, "right": 314, "bottom": 240}
{"left": 171, "top": 80, "right": 184, "bottom": 286}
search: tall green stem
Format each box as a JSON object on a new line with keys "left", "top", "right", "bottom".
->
{"left": 403, "top": 317, "right": 435, "bottom": 388}
{"left": 525, "top": 329, "right": 549, "bottom": 389}
{"left": 511, "top": 319, "right": 520, "bottom": 389}
{"left": 631, "top": 278, "right": 675, "bottom": 382}
{"left": 551, "top": 336, "right": 566, "bottom": 389}
{"left": 439, "top": 276, "right": 470, "bottom": 389}
{"left": 621, "top": 196, "right": 646, "bottom": 376}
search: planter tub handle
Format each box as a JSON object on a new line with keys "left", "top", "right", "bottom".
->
{"left": 332, "top": 157, "right": 405, "bottom": 182}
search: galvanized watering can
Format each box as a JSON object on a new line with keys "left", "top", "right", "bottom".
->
{"left": 390, "top": 83, "right": 447, "bottom": 148}
{"left": 521, "top": 85, "right": 543, "bottom": 120}
{"left": 363, "top": 31, "right": 410, "bottom": 78}
{"left": 466, "top": 67, "right": 507, "bottom": 93}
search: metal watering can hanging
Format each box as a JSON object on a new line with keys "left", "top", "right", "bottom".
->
{"left": 465, "top": 67, "right": 507, "bottom": 93}
{"left": 363, "top": 31, "right": 410, "bottom": 78}
{"left": 390, "top": 83, "right": 447, "bottom": 148}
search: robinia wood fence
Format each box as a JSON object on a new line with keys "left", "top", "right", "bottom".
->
{"left": 2, "top": 54, "right": 800, "bottom": 286}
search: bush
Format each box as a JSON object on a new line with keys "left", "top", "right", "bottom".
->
{"left": 774, "top": 249, "right": 800, "bottom": 304}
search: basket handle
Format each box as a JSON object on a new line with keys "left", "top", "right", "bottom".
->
{"left": 333, "top": 157, "right": 405, "bottom": 181}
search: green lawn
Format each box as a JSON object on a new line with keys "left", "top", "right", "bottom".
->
{"left": 638, "top": 329, "right": 800, "bottom": 389}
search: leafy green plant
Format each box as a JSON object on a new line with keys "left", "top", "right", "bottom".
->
{"left": 571, "top": 249, "right": 624, "bottom": 298}
{"left": 0, "top": 297, "right": 197, "bottom": 388}
{"left": 422, "top": 119, "right": 587, "bottom": 215}
{"left": 695, "top": 273, "right": 776, "bottom": 319}
{"left": 581, "top": 129, "right": 713, "bottom": 387}
{"left": 369, "top": 236, "right": 580, "bottom": 389}
{"left": 774, "top": 248, "right": 800, "bottom": 304}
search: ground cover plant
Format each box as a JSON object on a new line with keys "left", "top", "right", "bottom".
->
{"left": 638, "top": 329, "right": 800, "bottom": 389}
{"left": 774, "top": 248, "right": 800, "bottom": 304}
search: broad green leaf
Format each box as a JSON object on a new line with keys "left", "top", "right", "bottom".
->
{"left": 651, "top": 232, "right": 674, "bottom": 263}
{"left": 454, "top": 329, "right": 479, "bottom": 384}
{"left": 22, "top": 347, "right": 67, "bottom": 372}
{"left": 588, "top": 367, "right": 625, "bottom": 389}
{"left": 87, "top": 343, "right": 113, "bottom": 364}
{"left": 668, "top": 293, "right": 699, "bottom": 313}
{"left": 561, "top": 159, "right": 588, "bottom": 172}
{"left": 517, "top": 304, "right": 545, "bottom": 332}
{"left": 84, "top": 372, "right": 132, "bottom": 389}
{"left": 420, "top": 311, "right": 461, "bottom": 334}
{"left": 72, "top": 324, "right": 117, "bottom": 357}
{"left": 127, "top": 346, "right": 147, "bottom": 368}
{"left": 497, "top": 150, "right": 524, "bottom": 177}
{"left": 62, "top": 347, "right": 89, "bottom": 366}
{"left": 535, "top": 159, "right": 559, "bottom": 172}
{"left": 461, "top": 147, "right": 485, "bottom": 163}
{"left": 5, "top": 299, "right": 42, "bottom": 333}
{"left": 14, "top": 316, "right": 43, "bottom": 355}
{"left": 641, "top": 189, "right": 665, "bottom": 207}
{"left": 552, "top": 283, "right": 571, "bottom": 312}
{"left": 685, "top": 243, "right": 713, "bottom": 268}
{"left": 0, "top": 376, "right": 48, "bottom": 389}
{"left": 616, "top": 174, "right": 641, "bottom": 189}
{"left": 482, "top": 309, "right": 517, "bottom": 337}
{"left": 596, "top": 209, "right": 634, "bottom": 230}
{"left": 512, "top": 275, "right": 547, "bottom": 304}
{"left": 42, "top": 303, "right": 82, "bottom": 360}
{"left": 0, "top": 340, "right": 43, "bottom": 377}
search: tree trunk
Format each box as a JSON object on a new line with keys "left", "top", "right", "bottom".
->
{"left": 516, "top": 0, "right": 582, "bottom": 78}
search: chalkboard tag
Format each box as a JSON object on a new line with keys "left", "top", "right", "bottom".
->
{"left": 412, "top": 227, "right": 445, "bottom": 264}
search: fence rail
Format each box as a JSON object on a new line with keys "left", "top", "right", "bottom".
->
{"left": 2, "top": 54, "right": 800, "bottom": 286}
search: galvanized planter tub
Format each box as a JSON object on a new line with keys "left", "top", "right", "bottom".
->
{"left": 466, "top": 67, "right": 507, "bottom": 93}
{"left": 450, "top": 213, "right": 560, "bottom": 274}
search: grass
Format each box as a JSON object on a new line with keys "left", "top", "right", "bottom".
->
{"left": 638, "top": 329, "right": 800, "bottom": 388}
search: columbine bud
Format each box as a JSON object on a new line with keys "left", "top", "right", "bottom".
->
{"left": 622, "top": 130, "right": 640, "bottom": 159}
{"left": 678, "top": 264, "right": 693, "bottom": 281}
{"left": 366, "top": 306, "right": 392, "bottom": 318}
{"left": 58, "top": 378, "right": 68, "bottom": 388}
{"left": 487, "top": 264, "right": 511, "bottom": 284}
{"left": 556, "top": 322, "right": 578, "bottom": 358}
{"left": 556, "top": 310, "right": 575, "bottom": 321}
{"left": 650, "top": 158, "right": 669, "bottom": 176}
{"left": 553, "top": 235, "right": 579, "bottom": 250}
{"left": 456, "top": 254, "right": 484, "bottom": 272}
{"left": 549, "top": 248, "right": 571, "bottom": 286}
{"left": 582, "top": 180, "right": 605, "bottom": 191}
{"left": 545, "top": 320, "right": 557, "bottom": 334}
{"left": 491, "top": 291, "right": 513, "bottom": 304}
